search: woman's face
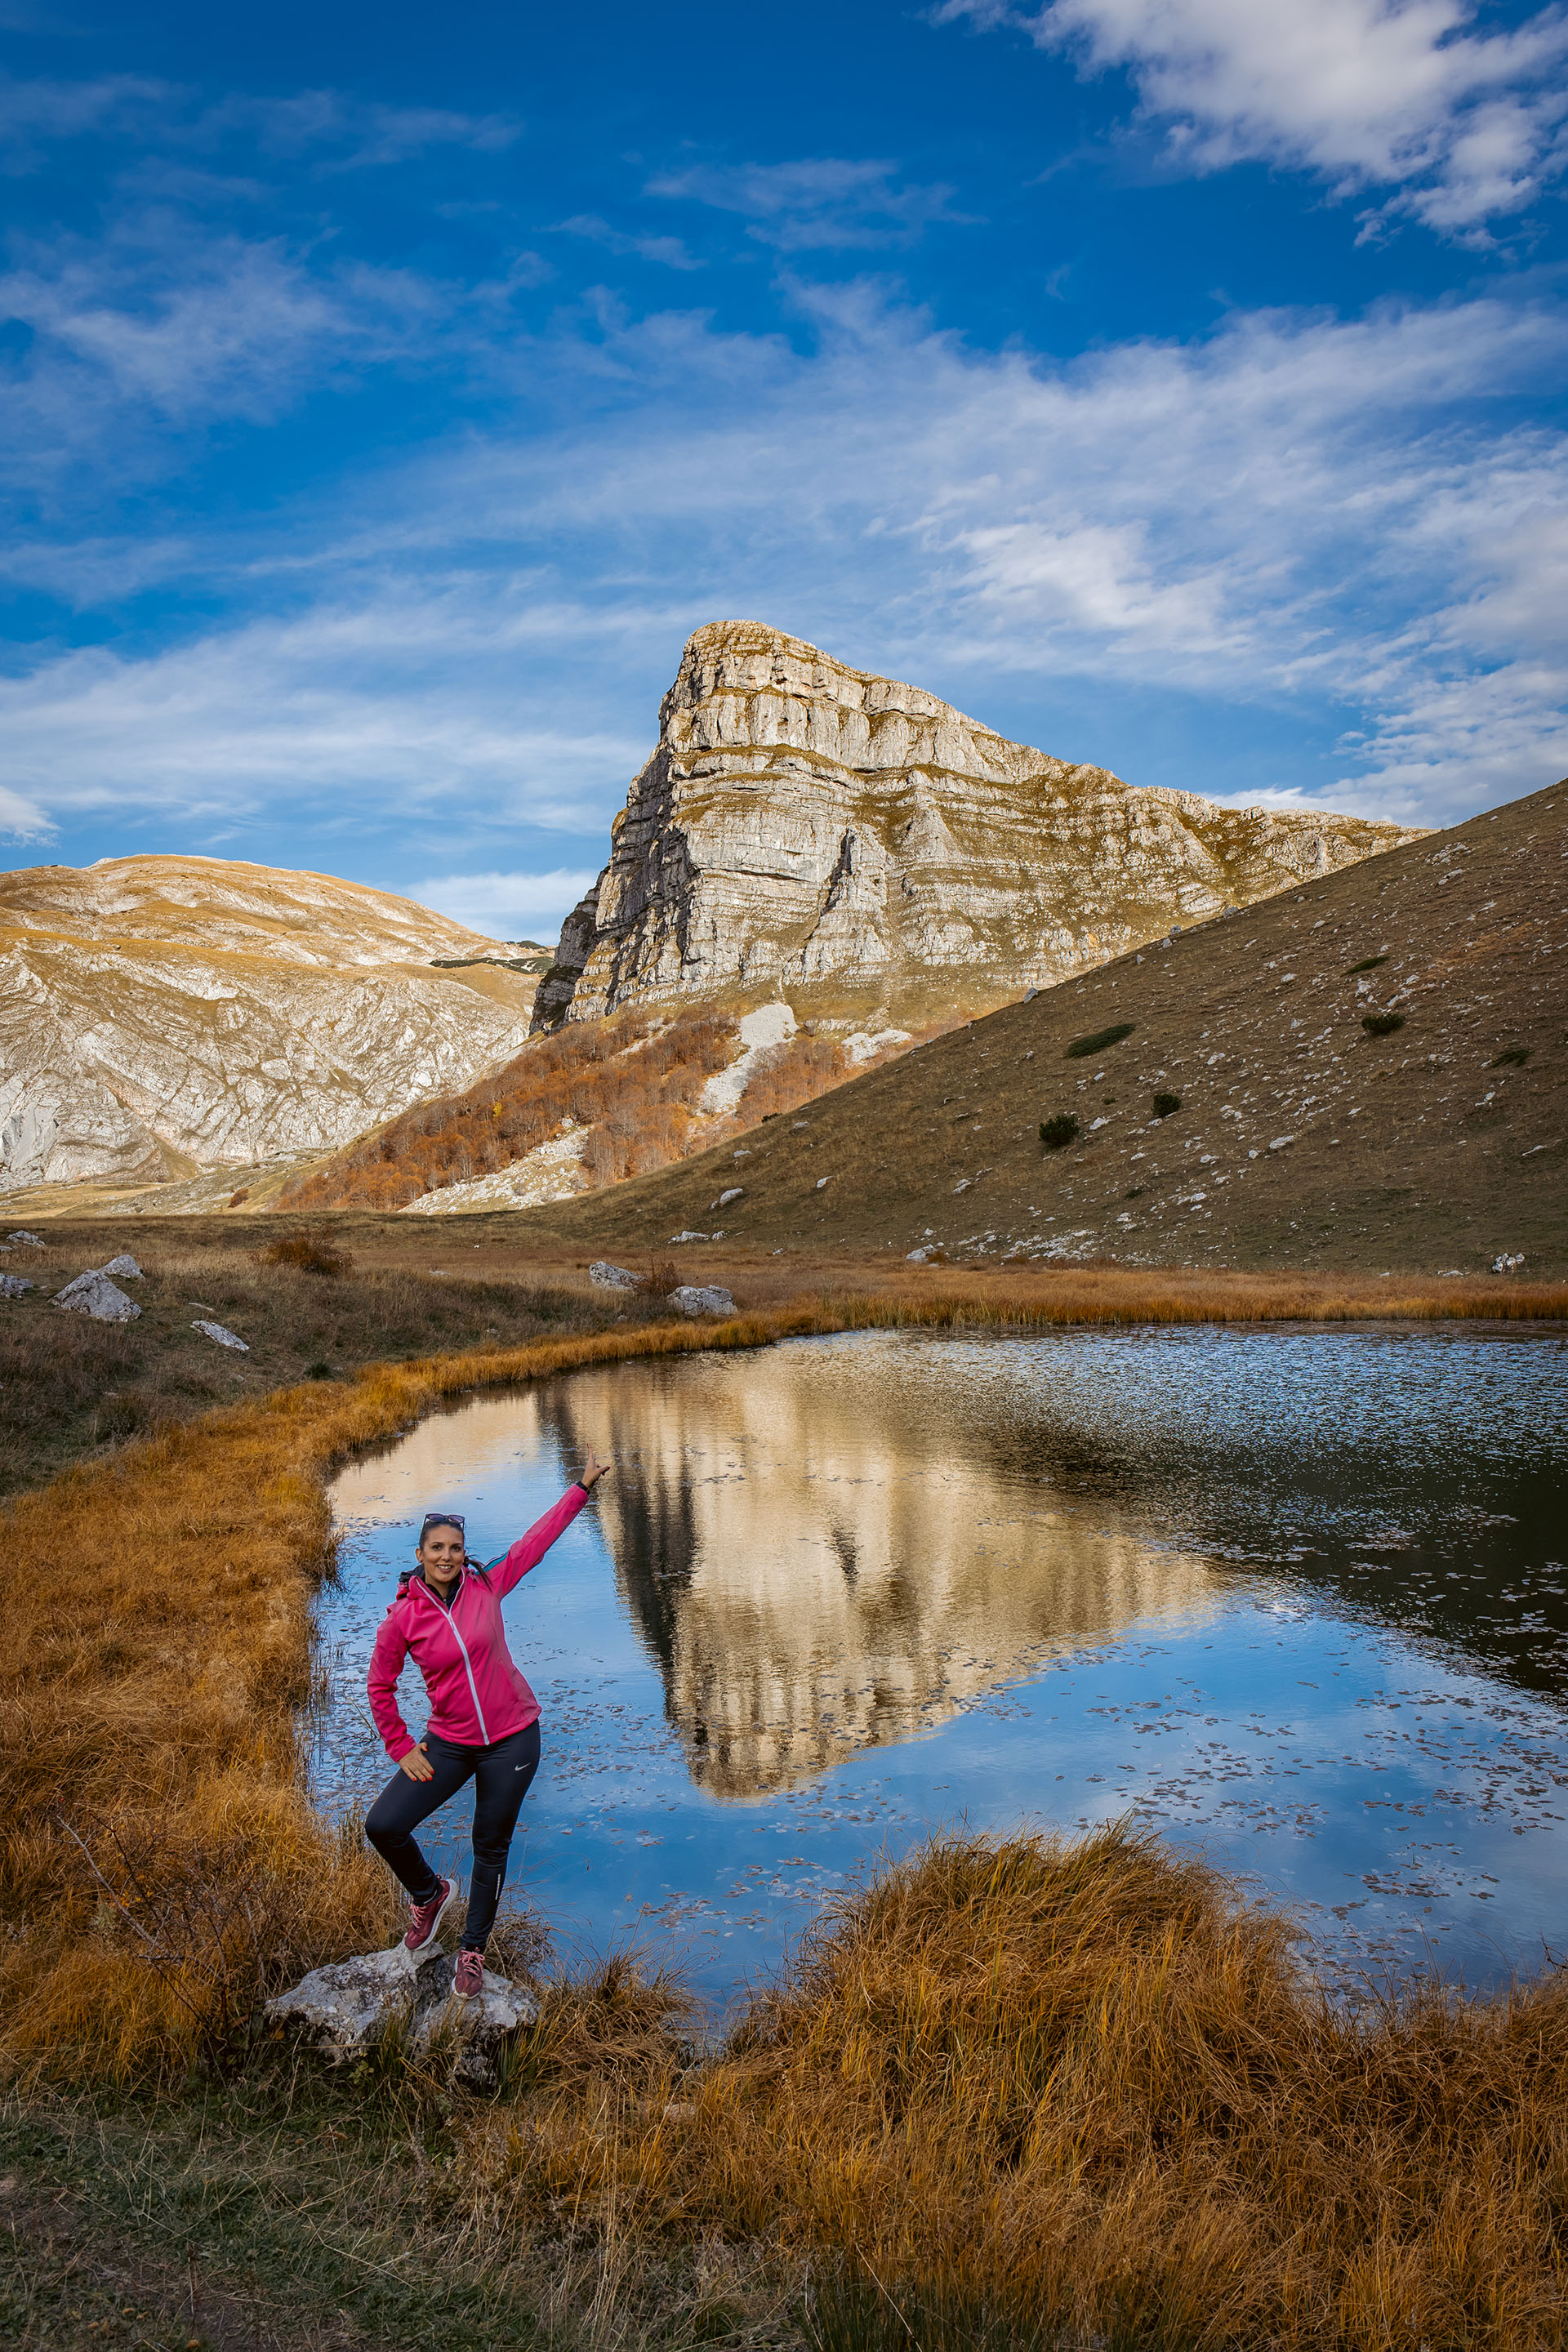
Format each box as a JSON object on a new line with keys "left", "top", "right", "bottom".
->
{"left": 417, "top": 1523, "right": 466, "bottom": 1586}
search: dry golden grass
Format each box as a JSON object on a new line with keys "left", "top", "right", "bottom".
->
{"left": 7, "top": 1269, "right": 1568, "bottom": 2346}
{"left": 0, "top": 1303, "right": 828, "bottom": 2084}
{"left": 479, "top": 1824, "right": 1568, "bottom": 2351}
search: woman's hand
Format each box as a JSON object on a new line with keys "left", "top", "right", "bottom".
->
{"left": 399, "top": 1741, "right": 435, "bottom": 1782}
{"left": 579, "top": 1447, "right": 612, "bottom": 1493}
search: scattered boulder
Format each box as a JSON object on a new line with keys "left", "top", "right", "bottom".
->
{"left": 589, "top": 1261, "right": 641, "bottom": 1290}
{"left": 1492, "top": 1252, "right": 1526, "bottom": 1274}
{"left": 265, "top": 1940, "right": 536, "bottom": 2085}
{"left": 54, "top": 1270, "right": 140, "bottom": 1322}
{"left": 670, "top": 1284, "right": 735, "bottom": 1317}
{"left": 0, "top": 1274, "right": 33, "bottom": 1298}
{"left": 669, "top": 1230, "right": 711, "bottom": 1244}
{"left": 7, "top": 1231, "right": 42, "bottom": 1245}
{"left": 193, "top": 1318, "right": 249, "bottom": 1351}
{"left": 711, "top": 1187, "right": 745, "bottom": 1209}
{"left": 96, "top": 1254, "right": 145, "bottom": 1279}
{"left": 1268, "top": 1134, "right": 1295, "bottom": 1152}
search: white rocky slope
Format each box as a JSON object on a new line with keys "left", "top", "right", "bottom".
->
{"left": 0, "top": 857, "right": 539, "bottom": 1193}
{"left": 536, "top": 620, "right": 1420, "bottom": 1029}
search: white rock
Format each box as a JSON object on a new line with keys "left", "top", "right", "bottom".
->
{"left": 265, "top": 1941, "right": 536, "bottom": 2083}
{"left": 590, "top": 1260, "right": 642, "bottom": 1290}
{"left": 7, "top": 1230, "right": 42, "bottom": 1244}
{"left": 193, "top": 1318, "right": 249, "bottom": 1350}
{"left": 0, "top": 1273, "right": 33, "bottom": 1298}
{"left": 96, "top": 1254, "right": 144, "bottom": 1279}
{"left": 536, "top": 621, "right": 1422, "bottom": 1031}
{"left": 842, "top": 1027, "right": 911, "bottom": 1066}
{"left": 1491, "top": 1252, "right": 1526, "bottom": 1273}
{"left": 815, "top": 1176, "right": 829, "bottom": 1190}
{"left": 1268, "top": 1134, "right": 1295, "bottom": 1152}
{"left": 699, "top": 1000, "right": 799, "bottom": 1116}
{"left": 715, "top": 1186, "right": 745, "bottom": 1207}
{"left": 400, "top": 1121, "right": 586, "bottom": 1215}
{"left": 670, "top": 1230, "right": 711, "bottom": 1243}
{"left": 54, "top": 1270, "right": 140, "bottom": 1321}
{"left": 670, "top": 1284, "right": 734, "bottom": 1316}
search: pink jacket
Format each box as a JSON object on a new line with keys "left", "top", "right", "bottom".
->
{"left": 367, "top": 1483, "right": 588, "bottom": 1761}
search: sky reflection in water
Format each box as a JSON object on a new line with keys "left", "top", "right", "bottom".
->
{"left": 314, "top": 1327, "right": 1568, "bottom": 2007}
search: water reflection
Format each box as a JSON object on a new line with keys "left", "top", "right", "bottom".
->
{"left": 317, "top": 1327, "right": 1568, "bottom": 2000}
{"left": 535, "top": 1356, "right": 1221, "bottom": 1797}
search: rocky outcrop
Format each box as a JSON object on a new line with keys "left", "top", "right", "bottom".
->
{"left": 537, "top": 621, "right": 1420, "bottom": 1030}
{"left": 265, "top": 1940, "right": 535, "bottom": 2084}
{"left": 0, "top": 856, "right": 540, "bottom": 1194}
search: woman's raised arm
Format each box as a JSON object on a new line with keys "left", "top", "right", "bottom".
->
{"left": 490, "top": 1450, "right": 611, "bottom": 1597}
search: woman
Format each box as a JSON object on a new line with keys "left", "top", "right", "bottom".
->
{"left": 365, "top": 1450, "right": 609, "bottom": 1996}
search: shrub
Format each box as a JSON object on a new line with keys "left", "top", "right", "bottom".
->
{"left": 1152, "top": 1091, "right": 1182, "bottom": 1117}
{"left": 1040, "top": 1114, "right": 1080, "bottom": 1150}
{"left": 639, "top": 1258, "right": 679, "bottom": 1298}
{"left": 1066, "top": 1022, "right": 1135, "bottom": 1059}
{"left": 1362, "top": 1011, "right": 1405, "bottom": 1037}
{"left": 258, "top": 1233, "right": 352, "bottom": 1276}
{"left": 1347, "top": 953, "right": 1389, "bottom": 973}
{"left": 1490, "top": 1045, "right": 1532, "bottom": 1067}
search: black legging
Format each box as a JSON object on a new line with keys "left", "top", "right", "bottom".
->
{"left": 364, "top": 1722, "right": 541, "bottom": 1952}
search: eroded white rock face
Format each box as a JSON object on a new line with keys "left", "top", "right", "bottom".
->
{"left": 700, "top": 1000, "right": 797, "bottom": 1116}
{"left": 0, "top": 857, "right": 539, "bottom": 1194}
{"left": 399, "top": 1121, "right": 587, "bottom": 1215}
{"left": 539, "top": 621, "right": 1420, "bottom": 1028}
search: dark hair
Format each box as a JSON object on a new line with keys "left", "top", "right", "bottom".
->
{"left": 419, "top": 1510, "right": 466, "bottom": 1542}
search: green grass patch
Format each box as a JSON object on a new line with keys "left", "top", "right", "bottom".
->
{"left": 1066, "top": 1022, "right": 1135, "bottom": 1059}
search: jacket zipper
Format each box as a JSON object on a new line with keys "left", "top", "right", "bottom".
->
{"left": 422, "top": 1574, "right": 490, "bottom": 1744}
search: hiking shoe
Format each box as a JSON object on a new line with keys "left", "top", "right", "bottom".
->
{"left": 403, "top": 1876, "right": 455, "bottom": 1955}
{"left": 452, "top": 1949, "right": 484, "bottom": 1999}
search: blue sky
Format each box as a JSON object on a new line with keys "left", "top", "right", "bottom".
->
{"left": 2, "top": 0, "right": 1566, "bottom": 940}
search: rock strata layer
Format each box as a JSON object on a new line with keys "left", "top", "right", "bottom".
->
{"left": 0, "top": 856, "right": 539, "bottom": 1193}
{"left": 537, "top": 620, "right": 1419, "bottom": 1030}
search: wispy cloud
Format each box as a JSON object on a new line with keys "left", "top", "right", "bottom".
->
{"left": 7, "top": 278, "right": 1565, "bottom": 835}
{"left": 934, "top": 0, "right": 1568, "bottom": 238}
{"left": 412, "top": 867, "right": 599, "bottom": 939}
{"left": 648, "top": 157, "right": 972, "bottom": 249}
{"left": 555, "top": 213, "right": 705, "bottom": 270}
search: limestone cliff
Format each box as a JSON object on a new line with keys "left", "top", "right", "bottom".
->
{"left": 537, "top": 620, "right": 1419, "bottom": 1030}
{"left": 0, "top": 857, "right": 538, "bottom": 1194}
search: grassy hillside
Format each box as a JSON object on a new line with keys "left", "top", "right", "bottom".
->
{"left": 511, "top": 779, "right": 1568, "bottom": 1278}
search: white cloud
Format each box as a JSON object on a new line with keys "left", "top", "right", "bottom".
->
{"left": 555, "top": 214, "right": 705, "bottom": 270}
{"left": 4, "top": 266, "right": 1564, "bottom": 849}
{"left": 0, "top": 599, "right": 651, "bottom": 835}
{"left": 935, "top": 0, "right": 1568, "bottom": 235}
{"left": 413, "top": 868, "right": 597, "bottom": 942}
{"left": 647, "top": 157, "right": 971, "bottom": 249}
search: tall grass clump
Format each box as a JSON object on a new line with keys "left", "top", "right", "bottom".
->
{"left": 482, "top": 1824, "right": 1568, "bottom": 2350}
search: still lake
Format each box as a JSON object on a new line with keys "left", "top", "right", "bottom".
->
{"left": 313, "top": 1325, "right": 1568, "bottom": 2005}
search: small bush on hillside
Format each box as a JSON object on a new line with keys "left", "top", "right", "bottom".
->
{"left": 1491, "top": 1045, "right": 1532, "bottom": 1067}
{"left": 1347, "top": 953, "right": 1389, "bottom": 973}
{"left": 1066, "top": 1022, "right": 1135, "bottom": 1059}
{"left": 1040, "top": 1115, "right": 1080, "bottom": 1150}
{"left": 1362, "top": 1011, "right": 1405, "bottom": 1037}
{"left": 1152, "top": 1091, "right": 1182, "bottom": 1117}
{"left": 639, "top": 1258, "right": 679, "bottom": 1298}
{"left": 259, "top": 1233, "right": 352, "bottom": 1276}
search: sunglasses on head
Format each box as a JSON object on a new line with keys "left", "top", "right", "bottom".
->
{"left": 419, "top": 1512, "right": 466, "bottom": 1539}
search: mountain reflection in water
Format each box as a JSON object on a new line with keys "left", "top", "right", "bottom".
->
{"left": 318, "top": 1326, "right": 1568, "bottom": 2000}
{"left": 535, "top": 1353, "right": 1221, "bottom": 1798}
